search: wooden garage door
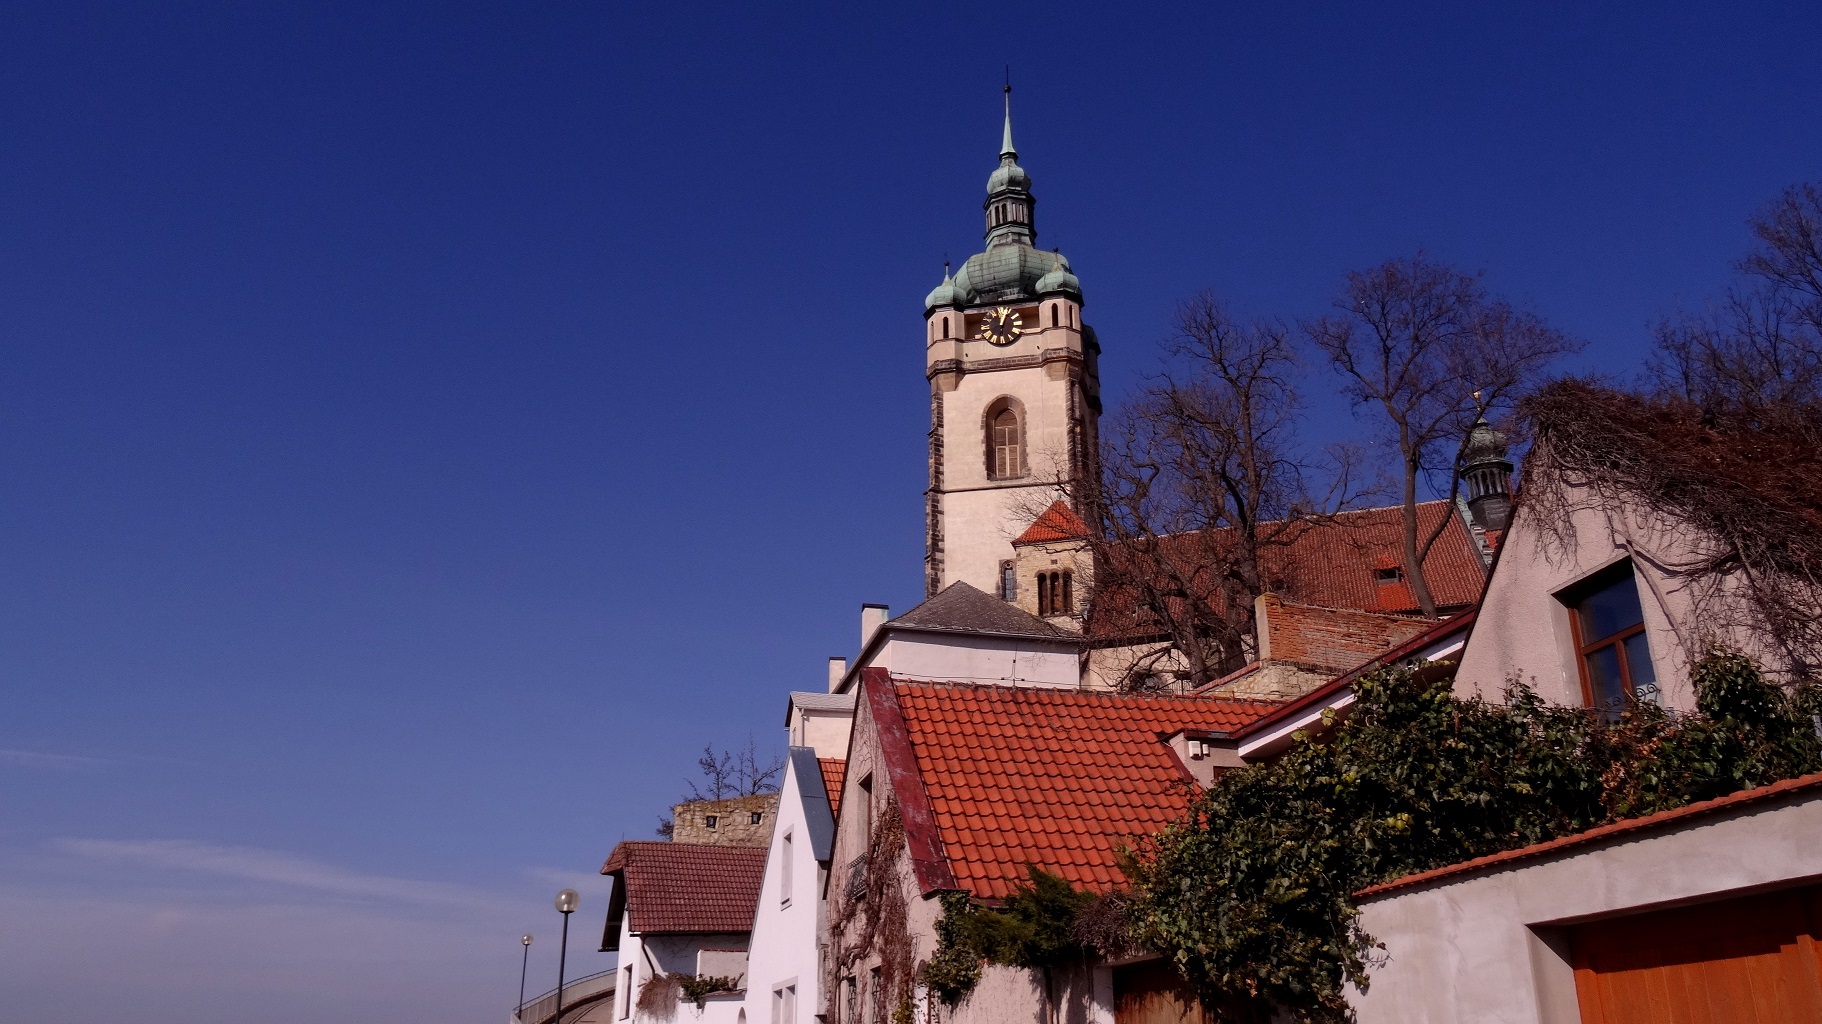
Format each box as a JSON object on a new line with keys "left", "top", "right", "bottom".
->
{"left": 1113, "top": 961, "right": 1206, "bottom": 1024}
{"left": 1572, "top": 886, "right": 1822, "bottom": 1023}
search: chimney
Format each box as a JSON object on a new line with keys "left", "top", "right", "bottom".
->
{"left": 827, "top": 656, "right": 848, "bottom": 693}
{"left": 861, "top": 604, "right": 889, "bottom": 651}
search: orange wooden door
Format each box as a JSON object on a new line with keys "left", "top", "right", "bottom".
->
{"left": 1571, "top": 886, "right": 1822, "bottom": 1023}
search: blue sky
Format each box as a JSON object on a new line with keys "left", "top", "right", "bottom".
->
{"left": 2, "top": 3, "right": 1818, "bottom": 1021}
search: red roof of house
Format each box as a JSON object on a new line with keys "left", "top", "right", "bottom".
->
{"left": 819, "top": 758, "right": 846, "bottom": 819}
{"left": 599, "top": 840, "right": 767, "bottom": 935}
{"left": 885, "top": 679, "right": 1280, "bottom": 899}
{"left": 1014, "top": 501, "right": 1090, "bottom": 545}
{"left": 1087, "top": 501, "right": 1485, "bottom": 643}
{"left": 1357, "top": 770, "right": 1822, "bottom": 900}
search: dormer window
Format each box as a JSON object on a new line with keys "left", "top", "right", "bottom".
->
{"left": 1374, "top": 565, "right": 1404, "bottom": 584}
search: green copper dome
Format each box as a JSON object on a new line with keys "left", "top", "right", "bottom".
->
{"left": 1035, "top": 257, "right": 1082, "bottom": 301}
{"left": 924, "top": 268, "right": 961, "bottom": 311}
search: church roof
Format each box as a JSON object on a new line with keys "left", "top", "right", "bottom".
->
{"left": 950, "top": 243, "right": 1076, "bottom": 307}
{"left": 1086, "top": 501, "right": 1486, "bottom": 644}
{"left": 1014, "top": 501, "right": 1089, "bottom": 544}
{"left": 890, "top": 581, "right": 1077, "bottom": 642}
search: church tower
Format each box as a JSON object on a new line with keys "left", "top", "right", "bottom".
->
{"left": 922, "top": 87, "right": 1101, "bottom": 599}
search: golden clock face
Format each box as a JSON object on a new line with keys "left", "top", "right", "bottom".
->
{"left": 978, "top": 306, "right": 1024, "bottom": 346}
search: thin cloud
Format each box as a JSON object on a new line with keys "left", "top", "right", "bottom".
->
{"left": 0, "top": 748, "right": 114, "bottom": 771}
{"left": 54, "top": 838, "right": 506, "bottom": 911}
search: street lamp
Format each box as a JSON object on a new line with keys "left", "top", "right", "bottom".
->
{"left": 553, "top": 889, "right": 580, "bottom": 1024}
{"left": 517, "top": 934, "right": 534, "bottom": 1021}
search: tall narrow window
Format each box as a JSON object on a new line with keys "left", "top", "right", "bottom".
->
{"left": 621, "top": 965, "right": 634, "bottom": 1019}
{"left": 1563, "top": 562, "right": 1658, "bottom": 715}
{"left": 942, "top": 317, "right": 949, "bottom": 339}
{"left": 780, "top": 831, "right": 793, "bottom": 905}
{"left": 985, "top": 400, "right": 1025, "bottom": 480}
{"left": 999, "top": 560, "right": 1017, "bottom": 602}
{"left": 1050, "top": 304, "right": 1058, "bottom": 328}
{"left": 858, "top": 773, "right": 873, "bottom": 839}
{"left": 1061, "top": 570, "right": 1074, "bottom": 614}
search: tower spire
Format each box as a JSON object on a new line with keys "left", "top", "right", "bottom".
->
{"left": 1000, "top": 75, "right": 1016, "bottom": 160}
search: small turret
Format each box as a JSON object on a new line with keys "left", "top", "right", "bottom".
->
{"left": 1462, "top": 416, "right": 1515, "bottom": 531}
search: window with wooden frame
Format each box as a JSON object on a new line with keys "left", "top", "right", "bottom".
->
{"left": 985, "top": 399, "right": 1026, "bottom": 480}
{"left": 1561, "top": 561, "right": 1659, "bottom": 715}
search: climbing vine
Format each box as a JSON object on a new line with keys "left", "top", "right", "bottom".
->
{"left": 826, "top": 802, "right": 917, "bottom": 1024}
{"left": 1124, "top": 651, "right": 1822, "bottom": 1023}
{"left": 920, "top": 865, "right": 1097, "bottom": 1006}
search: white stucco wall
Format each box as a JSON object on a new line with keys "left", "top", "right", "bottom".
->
{"left": 866, "top": 631, "right": 1079, "bottom": 688}
{"left": 788, "top": 709, "right": 853, "bottom": 760}
{"left": 1352, "top": 787, "right": 1822, "bottom": 1024}
{"left": 1455, "top": 491, "right": 1783, "bottom": 713}
{"left": 612, "top": 914, "right": 752, "bottom": 1024}
{"left": 742, "top": 757, "right": 826, "bottom": 1024}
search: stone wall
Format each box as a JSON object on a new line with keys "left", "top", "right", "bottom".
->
{"left": 670, "top": 794, "right": 779, "bottom": 847}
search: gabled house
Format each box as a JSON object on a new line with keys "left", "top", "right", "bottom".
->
{"left": 1456, "top": 382, "right": 1821, "bottom": 715}
{"left": 823, "top": 667, "right": 1279, "bottom": 1024}
{"left": 741, "top": 748, "right": 843, "bottom": 1024}
{"left": 600, "top": 840, "right": 768, "bottom": 1024}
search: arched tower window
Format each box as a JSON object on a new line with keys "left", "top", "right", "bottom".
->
{"left": 985, "top": 398, "right": 1026, "bottom": 480}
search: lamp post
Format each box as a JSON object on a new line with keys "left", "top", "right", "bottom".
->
{"left": 553, "top": 889, "right": 580, "bottom": 1024}
{"left": 517, "top": 934, "right": 534, "bottom": 1021}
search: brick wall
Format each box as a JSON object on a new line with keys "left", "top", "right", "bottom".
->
{"left": 1257, "top": 594, "right": 1431, "bottom": 674}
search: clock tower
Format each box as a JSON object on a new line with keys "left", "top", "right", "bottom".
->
{"left": 922, "top": 87, "right": 1101, "bottom": 599}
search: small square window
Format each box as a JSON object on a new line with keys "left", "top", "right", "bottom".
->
{"left": 705, "top": 815, "right": 718, "bottom": 829}
{"left": 751, "top": 812, "right": 762, "bottom": 824}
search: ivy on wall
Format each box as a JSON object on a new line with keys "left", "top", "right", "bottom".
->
{"left": 1123, "top": 651, "right": 1822, "bottom": 1022}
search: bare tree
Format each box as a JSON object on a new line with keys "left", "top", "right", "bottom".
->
{"left": 655, "top": 739, "right": 784, "bottom": 837}
{"left": 1307, "top": 254, "right": 1578, "bottom": 617}
{"left": 1651, "top": 182, "right": 1822, "bottom": 416}
{"left": 1082, "top": 293, "right": 1356, "bottom": 688}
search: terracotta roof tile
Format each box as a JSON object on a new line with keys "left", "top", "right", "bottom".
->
{"left": 1088, "top": 501, "right": 1485, "bottom": 642}
{"left": 599, "top": 841, "right": 767, "bottom": 935}
{"left": 891, "top": 681, "right": 1280, "bottom": 900}
{"left": 1014, "top": 501, "right": 1090, "bottom": 545}
{"left": 819, "top": 758, "right": 846, "bottom": 820}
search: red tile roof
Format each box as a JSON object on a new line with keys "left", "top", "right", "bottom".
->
{"left": 887, "top": 679, "right": 1280, "bottom": 899}
{"left": 819, "top": 758, "right": 846, "bottom": 820}
{"left": 1356, "top": 770, "right": 1822, "bottom": 900}
{"left": 1014, "top": 501, "right": 1089, "bottom": 545}
{"left": 600, "top": 840, "right": 767, "bottom": 935}
{"left": 1088, "top": 501, "right": 1485, "bottom": 643}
